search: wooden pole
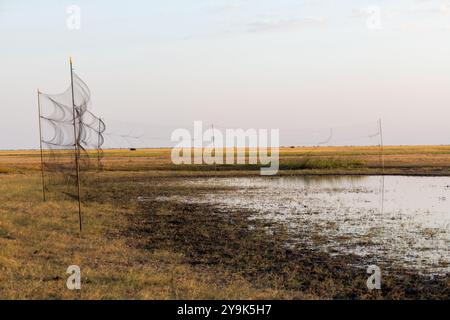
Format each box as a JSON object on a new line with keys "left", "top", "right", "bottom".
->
{"left": 37, "top": 89, "right": 46, "bottom": 201}
{"left": 70, "top": 57, "right": 83, "bottom": 232}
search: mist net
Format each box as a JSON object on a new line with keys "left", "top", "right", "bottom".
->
{"left": 38, "top": 71, "right": 105, "bottom": 198}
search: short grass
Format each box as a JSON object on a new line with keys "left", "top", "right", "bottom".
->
{"left": 1, "top": 146, "right": 449, "bottom": 299}
{"left": 2, "top": 145, "right": 450, "bottom": 175}
{"left": 0, "top": 173, "right": 293, "bottom": 299}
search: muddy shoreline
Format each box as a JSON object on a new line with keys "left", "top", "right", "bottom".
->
{"left": 124, "top": 177, "right": 449, "bottom": 299}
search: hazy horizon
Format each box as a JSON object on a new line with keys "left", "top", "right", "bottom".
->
{"left": 2, "top": 0, "right": 450, "bottom": 149}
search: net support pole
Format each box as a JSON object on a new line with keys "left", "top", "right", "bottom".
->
{"left": 70, "top": 57, "right": 83, "bottom": 232}
{"left": 97, "top": 117, "right": 101, "bottom": 171}
{"left": 37, "top": 89, "right": 46, "bottom": 201}
{"left": 378, "top": 118, "right": 385, "bottom": 175}
{"left": 212, "top": 124, "right": 217, "bottom": 172}
{"left": 379, "top": 118, "right": 385, "bottom": 215}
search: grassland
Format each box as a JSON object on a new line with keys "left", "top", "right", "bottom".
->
{"left": 3, "top": 145, "right": 450, "bottom": 175}
{"left": 0, "top": 146, "right": 449, "bottom": 299}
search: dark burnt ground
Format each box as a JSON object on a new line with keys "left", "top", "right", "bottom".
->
{"left": 87, "top": 174, "right": 450, "bottom": 299}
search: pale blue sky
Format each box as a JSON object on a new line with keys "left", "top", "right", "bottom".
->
{"left": 1, "top": 0, "right": 450, "bottom": 148}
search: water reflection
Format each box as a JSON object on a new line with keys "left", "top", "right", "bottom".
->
{"left": 160, "top": 176, "right": 450, "bottom": 276}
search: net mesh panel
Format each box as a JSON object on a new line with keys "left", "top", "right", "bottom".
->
{"left": 277, "top": 121, "right": 381, "bottom": 147}
{"left": 39, "top": 72, "right": 105, "bottom": 199}
{"left": 102, "top": 120, "right": 182, "bottom": 149}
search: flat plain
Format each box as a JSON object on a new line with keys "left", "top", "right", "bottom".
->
{"left": 0, "top": 146, "right": 449, "bottom": 299}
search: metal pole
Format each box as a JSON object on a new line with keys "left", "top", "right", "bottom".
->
{"left": 70, "top": 57, "right": 83, "bottom": 232}
{"left": 379, "top": 119, "right": 385, "bottom": 175}
{"left": 379, "top": 119, "right": 385, "bottom": 216}
{"left": 97, "top": 117, "right": 101, "bottom": 170}
{"left": 37, "top": 89, "right": 46, "bottom": 201}
{"left": 212, "top": 124, "right": 217, "bottom": 172}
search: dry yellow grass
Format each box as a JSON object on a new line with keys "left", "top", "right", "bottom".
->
{"left": 2, "top": 145, "right": 450, "bottom": 175}
{"left": 0, "top": 173, "right": 298, "bottom": 299}
{"left": 1, "top": 146, "right": 449, "bottom": 299}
